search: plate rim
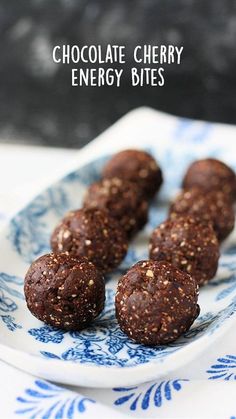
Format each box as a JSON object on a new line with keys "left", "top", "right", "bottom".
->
{"left": 0, "top": 292, "right": 235, "bottom": 387}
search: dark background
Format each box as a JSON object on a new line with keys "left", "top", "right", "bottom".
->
{"left": 1, "top": 0, "right": 236, "bottom": 148}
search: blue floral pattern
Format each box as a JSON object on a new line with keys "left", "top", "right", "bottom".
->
{"left": 9, "top": 188, "right": 69, "bottom": 264}
{"left": 29, "top": 326, "right": 65, "bottom": 344}
{"left": 207, "top": 355, "right": 236, "bottom": 380}
{"left": 33, "top": 290, "right": 168, "bottom": 367}
{"left": 1, "top": 314, "right": 22, "bottom": 332}
{"left": 15, "top": 379, "right": 95, "bottom": 417}
{"left": 113, "top": 379, "right": 189, "bottom": 410}
{"left": 206, "top": 259, "right": 236, "bottom": 301}
{"left": 173, "top": 119, "right": 213, "bottom": 144}
{"left": 25, "top": 290, "right": 236, "bottom": 367}
{"left": 0, "top": 273, "right": 23, "bottom": 331}
{"left": 8, "top": 156, "right": 108, "bottom": 264}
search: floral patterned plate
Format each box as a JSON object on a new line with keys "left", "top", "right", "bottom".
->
{"left": 0, "top": 117, "right": 236, "bottom": 387}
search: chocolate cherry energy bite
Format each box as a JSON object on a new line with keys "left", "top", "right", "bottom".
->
{"left": 183, "top": 158, "right": 236, "bottom": 202}
{"left": 170, "top": 188, "right": 235, "bottom": 242}
{"left": 102, "top": 149, "right": 163, "bottom": 200}
{"left": 83, "top": 177, "right": 148, "bottom": 238}
{"left": 116, "top": 260, "right": 200, "bottom": 345}
{"left": 51, "top": 207, "right": 128, "bottom": 274}
{"left": 149, "top": 215, "right": 220, "bottom": 286}
{"left": 24, "top": 253, "right": 105, "bottom": 330}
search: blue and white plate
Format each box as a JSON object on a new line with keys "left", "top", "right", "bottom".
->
{"left": 0, "top": 110, "right": 236, "bottom": 388}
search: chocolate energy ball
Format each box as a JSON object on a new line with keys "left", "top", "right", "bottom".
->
{"left": 149, "top": 215, "right": 220, "bottom": 286}
{"left": 183, "top": 158, "right": 236, "bottom": 202}
{"left": 83, "top": 177, "right": 148, "bottom": 238}
{"left": 102, "top": 149, "right": 163, "bottom": 199}
{"left": 116, "top": 260, "right": 200, "bottom": 345}
{"left": 170, "top": 188, "right": 235, "bottom": 242}
{"left": 24, "top": 253, "right": 105, "bottom": 330}
{"left": 51, "top": 208, "right": 128, "bottom": 274}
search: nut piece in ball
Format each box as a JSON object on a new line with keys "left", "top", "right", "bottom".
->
{"left": 183, "top": 158, "right": 236, "bottom": 202}
{"left": 149, "top": 215, "right": 220, "bottom": 286}
{"left": 170, "top": 188, "right": 235, "bottom": 242}
{"left": 115, "top": 260, "right": 199, "bottom": 345}
{"left": 83, "top": 177, "right": 148, "bottom": 238}
{"left": 24, "top": 253, "right": 105, "bottom": 330}
{"left": 51, "top": 208, "right": 128, "bottom": 274}
{"left": 102, "top": 149, "right": 163, "bottom": 199}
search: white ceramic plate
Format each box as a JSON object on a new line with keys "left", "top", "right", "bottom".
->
{"left": 0, "top": 109, "right": 236, "bottom": 388}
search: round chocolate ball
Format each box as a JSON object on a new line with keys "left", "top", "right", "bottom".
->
{"left": 149, "top": 215, "right": 220, "bottom": 286}
{"left": 115, "top": 260, "right": 200, "bottom": 345}
{"left": 83, "top": 177, "right": 148, "bottom": 238}
{"left": 51, "top": 208, "right": 128, "bottom": 274}
{"left": 102, "top": 149, "right": 163, "bottom": 199}
{"left": 183, "top": 158, "right": 236, "bottom": 202}
{"left": 170, "top": 188, "right": 235, "bottom": 242}
{"left": 24, "top": 253, "right": 105, "bottom": 330}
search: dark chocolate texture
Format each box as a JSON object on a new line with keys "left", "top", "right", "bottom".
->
{"left": 183, "top": 158, "right": 236, "bottom": 202}
{"left": 149, "top": 215, "right": 220, "bottom": 286}
{"left": 116, "top": 260, "right": 199, "bottom": 345}
{"left": 170, "top": 187, "right": 235, "bottom": 241}
{"left": 51, "top": 207, "right": 128, "bottom": 274}
{"left": 24, "top": 253, "right": 105, "bottom": 330}
{"left": 102, "top": 149, "right": 163, "bottom": 199}
{"left": 83, "top": 177, "right": 148, "bottom": 238}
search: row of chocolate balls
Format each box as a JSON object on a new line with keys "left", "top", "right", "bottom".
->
{"left": 153, "top": 157, "right": 236, "bottom": 287}
{"left": 24, "top": 152, "right": 236, "bottom": 345}
{"left": 117, "top": 156, "right": 236, "bottom": 345}
{"left": 52, "top": 156, "right": 236, "bottom": 280}
{"left": 24, "top": 150, "right": 162, "bottom": 337}
{"left": 50, "top": 155, "right": 235, "bottom": 283}
{"left": 49, "top": 149, "right": 163, "bottom": 274}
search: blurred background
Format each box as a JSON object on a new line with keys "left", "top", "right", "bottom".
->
{"left": 0, "top": 0, "right": 236, "bottom": 148}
